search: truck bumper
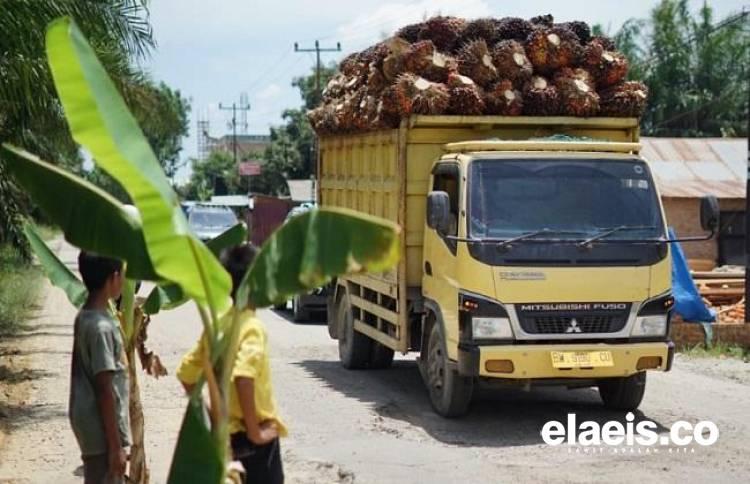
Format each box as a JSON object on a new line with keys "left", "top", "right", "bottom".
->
{"left": 458, "top": 341, "right": 674, "bottom": 379}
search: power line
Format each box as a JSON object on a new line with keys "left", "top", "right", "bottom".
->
{"left": 294, "top": 40, "right": 342, "bottom": 102}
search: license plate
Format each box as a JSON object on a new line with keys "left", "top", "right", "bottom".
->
{"left": 551, "top": 351, "right": 614, "bottom": 369}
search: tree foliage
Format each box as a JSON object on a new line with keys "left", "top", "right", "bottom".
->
{"left": 184, "top": 151, "right": 241, "bottom": 201}
{"left": 613, "top": 0, "right": 749, "bottom": 137}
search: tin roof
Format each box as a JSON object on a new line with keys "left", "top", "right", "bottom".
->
{"left": 641, "top": 137, "right": 747, "bottom": 199}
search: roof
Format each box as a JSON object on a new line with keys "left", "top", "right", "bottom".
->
{"left": 207, "top": 195, "right": 251, "bottom": 208}
{"left": 286, "top": 179, "right": 316, "bottom": 203}
{"left": 217, "top": 134, "right": 271, "bottom": 143}
{"left": 641, "top": 138, "right": 747, "bottom": 199}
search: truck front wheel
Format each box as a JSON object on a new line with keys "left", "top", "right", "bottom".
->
{"left": 598, "top": 372, "right": 646, "bottom": 411}
{"left": 426, "top": 323, "right": 473, "bottom": 417}
{"left": 337, "top": 293, "right": 372, "bottom": 369}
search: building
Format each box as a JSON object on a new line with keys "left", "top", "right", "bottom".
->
{"left": 213, "top": 134, "right": 271, "bottom": 160}
{"left": 286, "top": 179, "right": 316, "bottom": 205}
{"left": 642, "top": 137, "right": 747, "bottom": 268}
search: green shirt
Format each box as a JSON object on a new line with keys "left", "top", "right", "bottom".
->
{"left": 69, "top": 309, "right": 131, "bottom": 457}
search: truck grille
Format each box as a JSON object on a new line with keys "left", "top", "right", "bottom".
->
{"left": 517, "top": 304, "right": 631, "bottom": 335}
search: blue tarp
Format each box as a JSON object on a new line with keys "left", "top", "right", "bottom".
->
{"left": 669, "top": 228, "right": 716, "bottom": 323}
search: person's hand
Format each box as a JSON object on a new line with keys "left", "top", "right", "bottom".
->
{"left": 108, "top": 447, "right": 127, "bottom": 478}
{"left": 248, "top": 420, "right": 279, "bottom": 445}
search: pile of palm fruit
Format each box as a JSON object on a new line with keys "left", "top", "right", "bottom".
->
{"left": 309, "top": 14, "right": 649, "bottom": 135}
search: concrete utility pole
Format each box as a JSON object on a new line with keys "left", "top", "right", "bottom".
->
{"left": 294, "top": 40, "right": 342, "bottom": 103}
{"left": 745, "top": 71, "right": 749, "bottom": 321}
{"left": 218, "top": 101, "right": 251, "bottom": 165}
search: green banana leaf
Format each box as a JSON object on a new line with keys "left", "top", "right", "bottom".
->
{"left": 167, "top": 399, "right": 223, "bottom": 484}
{"left": 46, "top": 18, "right": 231, "bottom": 315}
{"left": 23, "top": 224, "right": 88, "bottom": 308}
{"left": 143, "top": 223, "right": 248, "bottom": 315}
{"left": 237, "top": 207, "right": 400, "bottom": 309}
{"left": 2, "top": 146, "right": 157, "bottom": 280}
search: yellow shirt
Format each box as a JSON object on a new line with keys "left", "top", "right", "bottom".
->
{"left": 176, "top": 310, "right": 287, "bottom": 436}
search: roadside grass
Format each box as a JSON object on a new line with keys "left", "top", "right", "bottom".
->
{"left": 680, "top": 341, "right": 749, "bottom": 362}
{"left": 0, "top": 243, "right": 43, "bottom": 336}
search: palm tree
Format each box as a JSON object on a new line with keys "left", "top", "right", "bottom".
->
{"left": 0, "top": 0, "right": 155, "bottom": 252}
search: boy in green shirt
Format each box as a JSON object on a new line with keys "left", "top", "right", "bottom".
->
{"left": 70, "top": 252, "right": 130, "bottom": 483}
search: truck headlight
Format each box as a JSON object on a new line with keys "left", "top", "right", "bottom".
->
{"left": 472, "top": 317, "right": 513, "bottom": 339}
{"left": 631, "top": 315, "right": 668, "bottom": 336}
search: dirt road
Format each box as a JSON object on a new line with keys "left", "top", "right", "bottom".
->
{"left": 1, "top": 242, "right": 749, "bottom": 483}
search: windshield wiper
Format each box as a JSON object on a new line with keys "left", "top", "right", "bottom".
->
{"left": 578, "top": 225, "right": 657, "bottom": 248}
{"left": 496, "top": 229, "right": 585, "bottom": 250}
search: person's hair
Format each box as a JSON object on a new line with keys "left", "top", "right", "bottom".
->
{"left": 220, "top": 243, "right": 258, "bottom": 301}
{"left": 78, "top": 251, "right": 123, "bottom": 293}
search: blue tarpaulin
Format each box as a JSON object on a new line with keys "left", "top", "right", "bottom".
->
{"left": 669, "top": 228, "right": 716, "bottom": 323}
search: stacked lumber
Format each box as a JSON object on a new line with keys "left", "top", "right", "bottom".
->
{"left": 309, "top": 14, "right": 649, "bottom": 135}
{"left": 694, "top": 271, "right": 746, "bottom": 323}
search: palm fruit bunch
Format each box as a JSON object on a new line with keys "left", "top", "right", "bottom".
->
{"left": 447, "top": 72, "right": 485, "bottom": 115}
{"left": 457, "top": 39, "right": 498, "bottom": 87}
{"left": 418, "top": 16, "right": 466, "bottom": 52}
{"left": 492, "top": 40, "right": 533, "bottom": 87}
{"left": 522, "top": 75, "right": 560, "bottom": 115}
{"left": 309, "top": 13, "right": 647, "bottom": 135}
{"left": 485, "top": 80, "right": 523, "bottom": 115}
{"left": 599, "top": 81, "right": 649, "bottom": 117}
{"left": 525, "top": 26, "right": 582, "bottom": 74}
{"left": 554, "top": 67, "right": 600, "bottom": 117}
{"left": 582, "top": 40, "right": 628, "bottom": 87}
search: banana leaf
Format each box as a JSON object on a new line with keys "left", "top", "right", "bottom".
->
{"left": 23, "top": 223, "right": 87, "bottom": 308}
{"left": 237, "top": 207, "right": 400, "bottom": 309}
{"left": 46, "top": 18, "right": 231, "bottom": 315}
{"left": 143, "top": 223, "right": 248, "bottom": 315}
{"left": 2, "top": 146, "right": 157, "bottom": 280}
{"left": 167, "top": 398, "right": 223, "bottom": 484}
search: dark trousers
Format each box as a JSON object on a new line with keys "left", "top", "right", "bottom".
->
{"left": 230, "top": 433, "right": 284, "bottom": 484}
{"left": 82, "top": 453, "right": 125, "bottom": 484}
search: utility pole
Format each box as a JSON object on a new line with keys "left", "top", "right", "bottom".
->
{"left": 218, "top": 100, "right": 251, "bottom": 166}
{"left": 744, "top": 69, "right": 749, "bottom": 322}
{"left": 294, "top": 40, "right": 342, "bottom": 104}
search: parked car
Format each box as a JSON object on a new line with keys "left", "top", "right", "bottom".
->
{"left": 188, "top": 204, "right": 238, "bottom": 241}
{"left": 275, "top": 204, "right": 328, "bottom": 321}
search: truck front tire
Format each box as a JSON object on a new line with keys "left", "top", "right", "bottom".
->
{"left": 598, "top": 372, "right": 646, "bottom": 411}
{"left": 426, "top": 322, "right": 473, "bottom": 417}
{"left": 337, "top": 293, "right": 372, "bottom": 369}
{"left": 292, "top": 295, "right": 310, "bottom": 322}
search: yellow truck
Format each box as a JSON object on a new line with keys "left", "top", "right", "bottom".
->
{"left": 318, "top": 115, "right": 718, "bottom": 417}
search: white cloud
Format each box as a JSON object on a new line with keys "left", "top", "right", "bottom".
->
{"left": 256, "top": 83, "right": 283, "bottom": 101}
{"left": 336, "top": 0, "right": 492, "bottom": 50}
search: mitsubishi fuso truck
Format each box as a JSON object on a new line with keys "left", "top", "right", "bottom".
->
{"left": 318, "top": 115, "right": 718, "bottom": 417}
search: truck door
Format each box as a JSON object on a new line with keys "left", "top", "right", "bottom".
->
{"left": 423, "top": 163, "right": 461, "bottom": 359}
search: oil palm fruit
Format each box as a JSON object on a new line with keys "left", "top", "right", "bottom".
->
{"left": 556, "top": 21, "right": 591, "bottom": 43}
{"left": 418, "top": 16, "right": 466, "bottom": 52}
{"left": 447, "top": 72, "right": 486, "bottom": 115}
{"left": 457, "top": 39, "right": 498, "bottom": 87}
{"left": 525, "top": 26, "right": 582, "bottom": 74}
{"left": 492, "top": 40, "right": 533, "bottom": 87}
{"left": 485, "top": 80, "right": 523, "bottom": 115}
{"left": 396, "top": 22, "right": 425, "bottom": 43}
{"left": 522, "top": 76, "right": 560, "bottom": 115}
{"left": 583, "top": 42, "right": 628, "bottom": 87}
{"left": 599, "top": 81, "right": 649, "bottom": 117}
{"left": 530, "top": 14, "right": 554, "bottom": 29}
{"left": 458, "top": 18, "right": 498, "bottom": 47}
{"left": 495, "top": 17, "right": 533, "bottom": 41}
{"left": 554, "top": 67, "right": 600, "bottom": 117}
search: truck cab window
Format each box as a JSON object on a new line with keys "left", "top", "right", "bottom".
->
{"left": 432, "top": 166, "right": 460, "bottom": 237}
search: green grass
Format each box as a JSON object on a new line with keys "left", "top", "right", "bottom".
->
{"left": 0, "top": 244, "right": 43, "bottom": 335}
{"left": 680, "top": 341, "right": 750, "bottom": 361}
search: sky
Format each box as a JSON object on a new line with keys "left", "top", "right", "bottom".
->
{"left": 143, "top": 0, "right": 748, "bottom": 182}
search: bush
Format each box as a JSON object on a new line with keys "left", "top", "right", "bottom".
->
{"left": 0, "top": 244, "right": 42, "bottom": 335}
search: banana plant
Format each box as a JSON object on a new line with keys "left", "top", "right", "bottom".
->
{"left": 2, "top": 17, "right": 400, "bottom": 483}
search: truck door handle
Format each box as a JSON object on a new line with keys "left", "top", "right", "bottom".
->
{"left": 425, "top": 261, "right": 432, "bottom": 276}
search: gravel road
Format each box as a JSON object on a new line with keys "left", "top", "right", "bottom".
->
{"left": 1, "top": 242, "right": 749, "bottom": 483}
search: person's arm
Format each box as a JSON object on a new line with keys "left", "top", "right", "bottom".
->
{"left": 235, "top": 377, "right": 278, "bottom": 445}
{"left": 94, "top": 371, "right": 127, "bottom": 477}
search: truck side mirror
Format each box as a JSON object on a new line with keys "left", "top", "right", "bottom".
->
{"left": 427, "top": 191, "right": 451, "bottom": 235}
{"left": 700, "top": 195, "right": 719, "bottom": 232}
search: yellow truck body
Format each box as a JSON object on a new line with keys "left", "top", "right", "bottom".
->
{"left": 319, "top": 115, "right": 678, "bottom": 416}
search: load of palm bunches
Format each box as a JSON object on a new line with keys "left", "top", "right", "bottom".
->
{"left": 308, "top": 15, "right": 649, "bottom": 135}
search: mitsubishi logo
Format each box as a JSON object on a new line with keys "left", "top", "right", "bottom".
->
{"left": 565, "top": 319, "right": 583, "bottom": 333}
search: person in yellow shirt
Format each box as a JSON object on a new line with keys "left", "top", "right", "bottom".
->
{"left": 176, "top": 243, "right": 287, "bottom": 484}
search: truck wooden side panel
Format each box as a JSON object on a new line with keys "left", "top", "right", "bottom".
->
{"left": 318, "top": 115, "right": 641, "bottom": 353}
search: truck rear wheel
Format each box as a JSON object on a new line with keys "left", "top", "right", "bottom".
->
{"left": 369, "top": 341, "right": 394, "bottom": 369}
{"left": 292, "top": 295, "right": 310, "bottom": 322}
{"left": 337, "top": 293, "right": 372, "bottom": 369}
{"left": 426, "top": 323, "right": 473, "bottom": 417}
{"left": 598, "top": 372, "right": 646, "bottom": 411}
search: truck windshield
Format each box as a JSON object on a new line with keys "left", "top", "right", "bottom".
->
{"left": 469, "top": 159, "right": 664, "bottom": 241}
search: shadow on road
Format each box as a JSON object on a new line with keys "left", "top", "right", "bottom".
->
{"left": 297, "top": 358, "right": 668, "bottom": 448}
